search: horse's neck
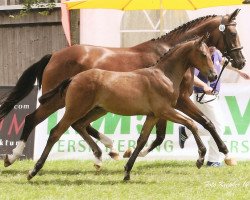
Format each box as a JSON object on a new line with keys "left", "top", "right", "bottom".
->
{"left": 155, "top": 17, "right": 220, "bottom": 48}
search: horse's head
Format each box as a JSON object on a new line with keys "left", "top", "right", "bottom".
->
{"left": 212, "top": 9, "right": 246, "bottom": 69}
{"left": 192, "top": 34, "right": 217, "bottom": 82}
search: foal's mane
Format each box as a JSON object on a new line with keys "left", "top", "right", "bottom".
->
{"left": 153, "top": 36, "right": 200, "bottom": 66}
{"left": 152, "top": 14, "right": 217, "bottom": 41}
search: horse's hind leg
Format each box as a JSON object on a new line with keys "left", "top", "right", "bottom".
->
{"left": 123, "top": 119, "right": 166, "bottom": 158}
{"left": 176, "top": 97, "right": 236, "bottom": 165}
{"left": 86, "top": 125, "right": 119, "bottom": 160}
{"left": 4, "top": 99, "right": 64, "bottom": 167}
{"left": 124, "top": 116, "right": 158, "bottom": 181}
{"left": 160, "top": 108, "right": 206, "bottom": 169}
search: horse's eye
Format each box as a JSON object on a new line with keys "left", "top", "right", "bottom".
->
{"left": 230, "top": 32, "right": 237, "bottom": 37}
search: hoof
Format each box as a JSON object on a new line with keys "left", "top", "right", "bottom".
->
{"left": 224, "top": 158, "right": 237, "bottom": 166}
{"left": 4, "top": 155, "right": 12, "bottom": 167}
{"left": 123, "top": 148, "right": 133, "bottom": 158}
{"left": 196, "top": 159, "right": 204, "bottom": 169}
{"left": 123, "top": 172, "right": 130, "bottom": 181}
{"left": 109, "top": 151, "right": 120, "bottom": 161}
{"left": 94, "top": 163, "right": 102, "bottom": 171}
{"left": 27, "top": 171, "right": 34, "bottom": 181}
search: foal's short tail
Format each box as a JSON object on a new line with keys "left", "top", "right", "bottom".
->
{"left": 39, "top": 78, "right": 72, "bottom": 104}
{"left": 0, "top": 54, "right": 52, "bottom": 121}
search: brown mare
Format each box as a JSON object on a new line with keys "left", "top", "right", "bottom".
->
{"left": 27, "top": 36, "right": 217, "bottom": 181}
{"left": 1, "top": 9, "right": 245, "bottom": 167}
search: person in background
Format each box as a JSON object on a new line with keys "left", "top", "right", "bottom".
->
{"left": 179, "top": 46, "right": 250, "bottom": 167}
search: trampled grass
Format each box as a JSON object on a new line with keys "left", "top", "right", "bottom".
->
{"left": 0, "top": 160, "right": 250, "bottom": 200}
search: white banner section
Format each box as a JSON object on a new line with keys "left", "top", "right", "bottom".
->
{"left": 34, "top": 83, "right": 250, "bottom": 161}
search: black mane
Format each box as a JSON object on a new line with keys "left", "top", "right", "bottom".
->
{"left": 152, "top": 14, "right": 217, "bottom": 41}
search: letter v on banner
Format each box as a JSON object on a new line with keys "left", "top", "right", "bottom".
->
{"left": 225, "top": 96, "right": 250, "bottom": 135}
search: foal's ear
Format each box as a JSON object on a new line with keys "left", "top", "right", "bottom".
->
{"left": 228, "top": 9, "right": 241, "bottom": 22}
{"left": 196, "top": 33, "right": 210, "bottom": 46}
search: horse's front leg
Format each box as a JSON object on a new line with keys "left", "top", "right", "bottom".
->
{"left": 160, "top": 108, "right": 206, "bottom": 168}
{"left": 4, "top": 99, "right": 64, "bottom": 167}
{"left": 124, "top": 116, "right": 158, "bottom": 181}
{"left": 123, "top": 119, "right": 166, "bottom": 158}
{"left": 176, "top": 96, "right": 235, "bottom": 165}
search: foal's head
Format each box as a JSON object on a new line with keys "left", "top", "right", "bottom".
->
{"left": 190, "top": 34, "right": 217, "bottom": 82}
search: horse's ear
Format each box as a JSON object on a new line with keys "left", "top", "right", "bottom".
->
{"left": 228, "top": 9, "right": 241, "bottom": 22}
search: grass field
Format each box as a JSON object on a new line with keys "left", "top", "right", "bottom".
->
{"left": 0, "top": 160, "right": 250, "bottom": 200}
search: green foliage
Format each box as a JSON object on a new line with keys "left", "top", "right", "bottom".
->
{"left": 10, "top": 0, "right": 56, "bottom": 18}
{"left": 0, "top": 160, "right": 250, "bottom": 199}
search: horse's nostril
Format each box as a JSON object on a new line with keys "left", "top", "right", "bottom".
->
{"left": 214, "top": 75, "right": 218, "bottom": 80}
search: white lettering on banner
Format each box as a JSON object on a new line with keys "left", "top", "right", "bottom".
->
{"left": 34, "top": 84, "right": 250, "bottom": 160}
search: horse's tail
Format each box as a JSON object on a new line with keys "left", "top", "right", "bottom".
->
{"left": 0, "top": 54, "right": 52, "bottom": 121}
{"left": 39, "top": 78, "right": 72, "bottom": 105}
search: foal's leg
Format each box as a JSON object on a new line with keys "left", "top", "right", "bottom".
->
{"left": 124, "top": 116, "right": 159, "bottom": 181}
{"left": 85, "top": 125, "right": 119, "bottom": 160}
{"left": 71, "top": 107, "right": 118, "bottom": 169}
{"left": 160, "top": 108, "right": 207, "bottom": 169}
{"left": 175, "top": 96, "right": 235, "bottom": 165}
{"left": 27, "top": 118, "right": 71, "bottom": 180}
{"left": 4, "top": 98, "right": 64, "bottom": 167}
{"left": 27, "top": 106, "right": 107, "bottom": 180}
{"left": 123, "top": 119, "right": 166, "bottom": 158}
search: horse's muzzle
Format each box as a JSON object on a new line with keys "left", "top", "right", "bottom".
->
{"left": 231, "top": 58, "right": 246, "bottom": 70}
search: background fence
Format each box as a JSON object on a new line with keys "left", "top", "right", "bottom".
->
{"left": 0, "top": 2, "right": 67, "bottom": 86}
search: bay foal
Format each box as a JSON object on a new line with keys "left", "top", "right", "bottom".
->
{"left": 28, "top": 35, "right": 217, "bottom": 181}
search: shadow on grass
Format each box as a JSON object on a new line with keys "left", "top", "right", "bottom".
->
{"left": 136, "top": 160, "right": 196, "bottom": 170}
{"left": 12, "top": 176, "right": 155, "bottom": 186}
{"left": 40, "top": 168, "right": 124, "bottom": 176}
{"left": 1, "top": 161, "right": 197, "bottom": 178}
{"left": 1, "top": 168, "right": 123, "bottom": 176}
{"left": 30, "top": 179, "right": 149, "bottom": 186}
{"left": 1, "top": 169, "right": 28, "bottom": 175}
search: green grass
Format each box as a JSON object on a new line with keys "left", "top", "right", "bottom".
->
{"left": 0, "top": 160, "right": 250, "bottom": 200}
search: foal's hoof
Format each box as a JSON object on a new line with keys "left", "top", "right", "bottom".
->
{"left": 123, "top": 148, "right": 133, "bottom": 158}
{"left": 123, "top": 172, "right": 130, "bottom": 181}
{"left": 109, "top": 151, "right": 120, "bottom": 161}
{"left": 4, "top": 155, "right": 12, "bottom": 167}
{"left": 27, "top": 171, "right": 34, "bottom": 181}
{"left": 224, "top": 158, "right": 237, "bottom": 166}
{"left": 196, "top": 159, "right": 204, "bottom": 169}
{"left": 94, "top": 163, "right": 102, "bottom": 171}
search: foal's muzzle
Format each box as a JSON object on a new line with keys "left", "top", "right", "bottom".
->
{"left": 208, "top": 72, "right": 218, "bottom": 82}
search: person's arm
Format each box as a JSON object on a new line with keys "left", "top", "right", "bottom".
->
{"left": 193, "top": 76, "right": 213, "bottom": 94}
{"left": 221, "top": 58, "right": 250, "bottom": 80}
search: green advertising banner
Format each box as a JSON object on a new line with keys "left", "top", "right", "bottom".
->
{"left": 34, "top": 83, "right": 250, "bottom": 161}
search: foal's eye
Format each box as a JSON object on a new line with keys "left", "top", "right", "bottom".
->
{"left": 201, "top": 53, "right": 206, "bottom": 57}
